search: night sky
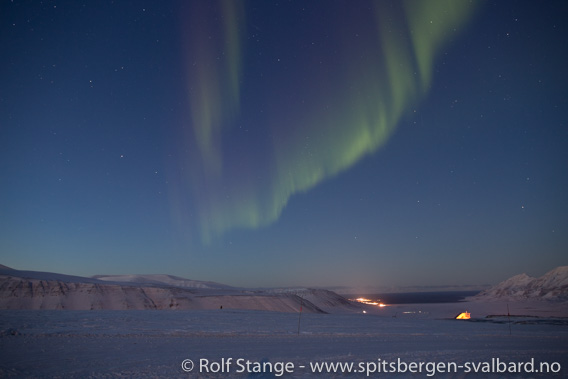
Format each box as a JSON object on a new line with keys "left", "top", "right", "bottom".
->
{"left": 1, "top": 0, "right": 567, "bottom": 289}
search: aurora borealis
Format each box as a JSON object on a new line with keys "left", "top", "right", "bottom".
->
{"left": 180, "top": 0, "right": 480, "bottom": 243}
{"left": 1, "top": 0, "right": 567, "bottom": 288}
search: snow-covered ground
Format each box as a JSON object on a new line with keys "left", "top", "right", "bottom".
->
{"left": 1, "top": 266, "right": 566, "bottom": 377}
{"left": 1, "top": 303, "right": 566, "bottom": 378}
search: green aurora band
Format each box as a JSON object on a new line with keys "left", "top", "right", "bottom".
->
{"left": 181, "top": 0, "right": 480, "bottom": 244}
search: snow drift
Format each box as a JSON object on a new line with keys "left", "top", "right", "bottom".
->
{"left": 472, "top": 266, "right": 568, "bottom": 302}
{"left": 0, "top": 265, "right": 359, "bottom": 313}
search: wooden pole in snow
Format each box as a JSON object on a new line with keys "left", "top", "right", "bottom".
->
{"left": 297, "top": 295, "right": 303, "bottom": 335}
{"left": 507, "top": 303, "right": 512, "bottom": 335}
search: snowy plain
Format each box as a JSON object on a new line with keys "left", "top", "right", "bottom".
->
{"left": 1, "top": 266, "right": 567, "bottom": 378}
{"left": 1, "top": 303, "right": 567, "bottom": 378}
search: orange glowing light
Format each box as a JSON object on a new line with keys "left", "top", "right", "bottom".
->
{"left": 456, "top": 311, "right": 471, "bottom": 319}
{"left": 352, "top": 297, "right": 387, "bottom": 307}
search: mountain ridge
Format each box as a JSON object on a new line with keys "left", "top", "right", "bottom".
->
{"left": 0, "top": 265, "right": 359, "bottom": 313}
{"left": 92, "top": 274, "right": 233, "bottom": 290}
{"left": 472, "top": 266, "right": 568, "bottom": 302}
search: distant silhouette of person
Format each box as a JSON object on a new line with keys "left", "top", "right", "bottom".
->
{"left": 220, "top": 305, "right": 223, "bottom": 310}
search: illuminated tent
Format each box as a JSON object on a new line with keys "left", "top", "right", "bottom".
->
{"left": 455, "top": 311, "right": 471, "bottom": 319}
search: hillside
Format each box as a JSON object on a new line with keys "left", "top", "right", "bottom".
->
{"left": 92, "top": 274, "right": 233, "bottom": 290}
{"left": 0, "top": 266, "right": 359, "bottom": 313}
{"left": 472, "top": 266, "right": 568, "bottom": 302}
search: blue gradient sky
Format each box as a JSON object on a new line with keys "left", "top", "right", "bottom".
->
{"left": 1, "top": 0, "right": 567, "bottom": 288}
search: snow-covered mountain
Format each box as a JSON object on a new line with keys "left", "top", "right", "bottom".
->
{"left": 266, "top": 288, "right": 361, "bottom": 313}
{"left": 472, "top": 266, "right": 568, "bottom": 302}
{"left": 92, "top": 274, "right": 232, "bottom": 290}
{"left": 0, "top": 265, "right": 360, "bottom": 313}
